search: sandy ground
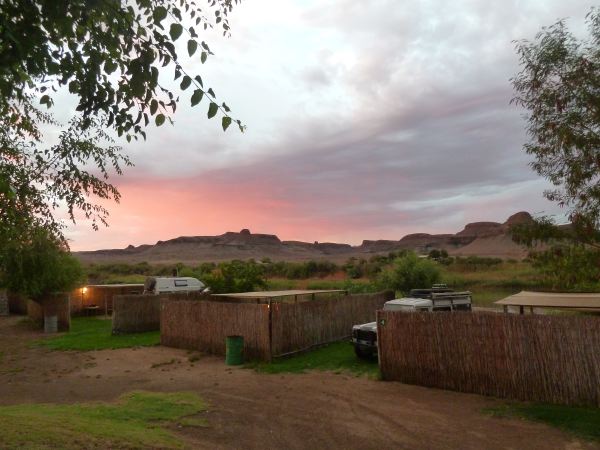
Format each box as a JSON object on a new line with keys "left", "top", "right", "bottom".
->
{"left": 0, "top": 316, "right": 596, "bottom": 450}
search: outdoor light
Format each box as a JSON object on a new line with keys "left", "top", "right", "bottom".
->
{"left": 82, "top": 287, "right": 88, "bottom": 294}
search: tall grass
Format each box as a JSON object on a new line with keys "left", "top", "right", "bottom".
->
{"left": 440, "top": 261, "right": 545, "bottom": 307}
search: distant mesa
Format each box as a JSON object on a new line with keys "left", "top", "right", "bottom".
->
{"left": 74, "top": 211, "right": 534, "bottom": 264}
{"left": 456, "top": 222, "right": 504, "bottom": 239}
{"left": 504, "top": 211, "right": 534, "bottom": 227}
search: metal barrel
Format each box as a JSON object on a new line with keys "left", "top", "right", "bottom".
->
{"left": 44, "top": 315, "right": 58, "bottom": 333}
{"left": 225, "top": 335, "right": 244, "bottom": 365}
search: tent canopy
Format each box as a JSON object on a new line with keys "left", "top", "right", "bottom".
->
{"left": 495, "top": 291, "right": 600, "bottom": 309}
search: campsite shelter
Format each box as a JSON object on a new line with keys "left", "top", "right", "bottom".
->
{"left": 71, "top": 284, "right": 144, "bottom": 315}
{"left": 496, "top": 291, "right": 600, "bottom": 314}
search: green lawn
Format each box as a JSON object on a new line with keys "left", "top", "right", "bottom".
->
{"left": 487, "top": 403, "right": 600, "bottom": 442}
{"left": 248, "top": 341, "right": 379, "bottom": 377}
{"left": 0, "top": 391, "right": 206, "bottom": 449}
{"left": 35, "top": 317, "right": 160, "bottom": 351}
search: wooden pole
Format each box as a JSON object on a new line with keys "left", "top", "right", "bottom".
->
{"left": 267, "top": 299, "right": 273, "bottom": 362}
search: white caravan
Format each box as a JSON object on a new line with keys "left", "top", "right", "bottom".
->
{"left": 143, "top": 277, "right": 207, "bottom": 295}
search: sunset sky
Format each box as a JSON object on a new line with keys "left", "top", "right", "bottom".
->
{"left": 65, "top": 0, "right": 592, "bottom": 251}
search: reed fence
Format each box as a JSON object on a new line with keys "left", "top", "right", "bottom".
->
{"left": 377, "top": 311, "right": 600, "bottom": 406}
{"left": 161, "top": 299, "right": 271, "bottom": 360}
{"left": 271, "top": 291, "right": 394, "bottom": 356}
{"left": 160, "top": 291, "right": 393, "bottom": 360}
{"left": 112, "top": 295, "right": 162, "bottom": 333}
{"left": 27, "top": 294, "right": 71, "bottom": 331}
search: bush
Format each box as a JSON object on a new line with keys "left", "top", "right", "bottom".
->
{"left": 0, "top": 229, "right": 84, "bottom": 301}
{"left": 262, "top": 260, "right": 339, "bottom": 279}
{"left": 376, "top": 252, "right": 441, "bottom": 295}
{"left": 203, "top": 260, "right": 267, "bottom": 294}
{"left": 529, "top": 246, "right": 600, "bottom": 291}
{"left": 453, "top": 256, "right": 503, "bottom": 271}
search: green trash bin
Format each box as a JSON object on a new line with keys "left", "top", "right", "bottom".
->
{"left": 226, "top": 335, "right": 244, "bottom": 365}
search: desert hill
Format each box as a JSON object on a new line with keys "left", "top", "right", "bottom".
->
{"left": 75, "top": 212, "right": 533, "bottom": 264}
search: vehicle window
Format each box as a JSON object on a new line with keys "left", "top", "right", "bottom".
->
{"left": 174, "top": 279, "right": 188, "bottom": 287}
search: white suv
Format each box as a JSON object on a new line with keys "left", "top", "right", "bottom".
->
{"left": 351, "top": 287, "right": 472, "bottom": 359}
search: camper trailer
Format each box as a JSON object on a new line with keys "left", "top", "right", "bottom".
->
{"left": 143, "top": 277, "right": 207, "bottom": 295}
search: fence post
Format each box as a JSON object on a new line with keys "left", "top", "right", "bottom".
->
{"left": 268, "top": 299, "right": 273, "bottom": 362}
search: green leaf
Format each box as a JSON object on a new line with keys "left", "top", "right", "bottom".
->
{"left": 155, "top": 113, "right": 166, "bottom": 126}
{"left": 191, "top": 89, "right": 203, "bottom": 107}
{"left": 201, "top": 51, "right": 207, "bottom": 64}
{"left": 207, "top": 88, "right": 215, "bottom": 97}
{"left": 104, "top": 60, "right": 118, "bottom": 74}
{"left": 222, "top": 116, "right": 232, "bottom": 131}
{"left": 40, "top": 95, "right": 51, "bottom": 108}
{"left": 150, "top": 99, "right": 158, "bottom": 115}
{"left": 180, "top": 75, "right": 191, "bottom": 90}
{"left": 207, "top": 102, "right": 218, "bottom": 119}
{"left": 170, "top": 23, "right": 183, "bottom": 41}
{"left": 194, "top": 75, "right": 203, "bottom": 87}
{"left": 131, "top": 78, "right": 145, "bottom": 97}
{"left": 187, "top": 40, "right": 198, "bottom": 57}
{"left": 153, "top": 6, "right": 168, "bottom": 24}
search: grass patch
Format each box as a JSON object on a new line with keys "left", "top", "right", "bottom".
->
{"left": 440, "top": 261, "right": 544, "bottom": 307}
{"left": 0, "top": 391, "right": 206, "bottom": 449}
{"left": 35, "top": 317, "right": 160, "bottom": 351}
{"left": 267, "top": 278, "right": 300, "bottom": 290}
{"left": 487, "top": 403, "right": 600, "bottom": 442}
{"left": 248, "top": 341, "right": 379, "bottom": 377}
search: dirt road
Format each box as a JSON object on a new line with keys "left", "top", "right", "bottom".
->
{"left": 0, "top": 316, "right": 595, "bottom": 450}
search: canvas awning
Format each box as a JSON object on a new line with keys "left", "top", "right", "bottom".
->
{"left": 495, "top": 291, "right": 600, "bottom": 310}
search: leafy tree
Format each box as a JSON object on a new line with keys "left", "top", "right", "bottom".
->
{"left": 528, "top": 245, "right": 600, "bottom": 291}
{"left": 204, "top": 260, "right": 267, "bottom": 294}
{"left": 0, "top": 0, "right": 242, "bottom": 249}
{"left": 428, "top": 249, "right": 441, "bottom": 259}
{"left": 376, "top": 252, "right": 440, "bottom": 295}
{"left": 0, "top": 228, "right": 84, "bottom": 302}
{"left": 511, "top": 215, "right": 600, "bottom": 290}
{"left": 511, "top": 8, "right": 600, "bottom": 231}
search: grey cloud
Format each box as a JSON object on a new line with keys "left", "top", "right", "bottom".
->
{"left": 71, "top": 0, "right": 586, "bottom": 246}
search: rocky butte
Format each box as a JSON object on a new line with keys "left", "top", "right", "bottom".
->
{"left": 75, "top": 212, "right": 534, "bottom": 264}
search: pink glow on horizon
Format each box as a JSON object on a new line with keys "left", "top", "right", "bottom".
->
{"left": 67, "top": 176, "right": 418, "bottom": 251}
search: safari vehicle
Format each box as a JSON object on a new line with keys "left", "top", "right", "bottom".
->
{"left": 143, "top": 277, "right": 208, "bottom": 295}
{"left": 351, "top": 286, "right": 472, "bottom": 359}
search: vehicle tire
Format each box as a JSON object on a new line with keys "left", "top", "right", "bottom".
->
{"left": 354, "top": 345, "right": 374, "bottom": 360}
